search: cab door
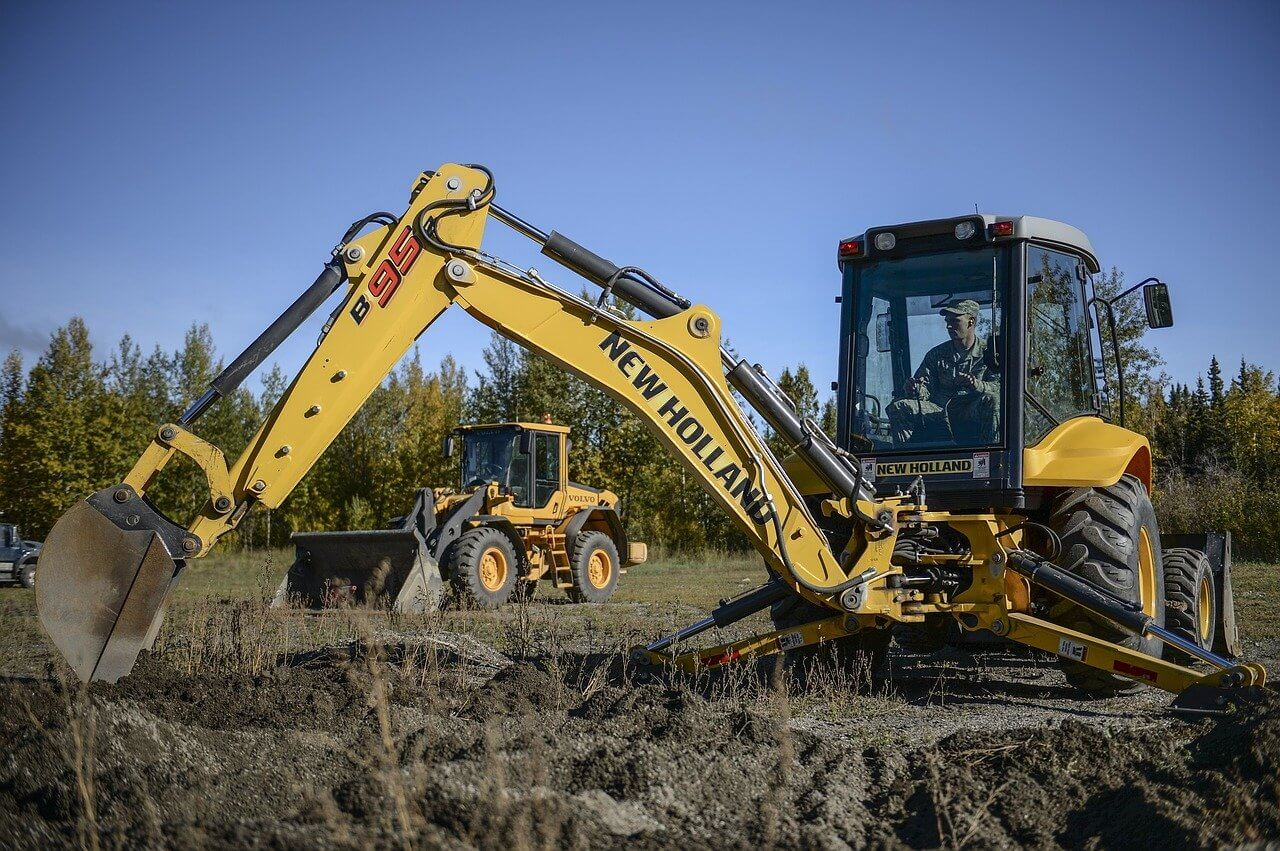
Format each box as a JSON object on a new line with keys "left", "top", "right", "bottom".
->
{"left": 0, "top": 526, "right": 15, "bottom": 572}
{"left": 531, "top": 432, "right": 563, "bottom": 518}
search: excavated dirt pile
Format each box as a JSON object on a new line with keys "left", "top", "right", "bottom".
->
{"left": 0, "top": 640, "right": 1276, "bottom": 849}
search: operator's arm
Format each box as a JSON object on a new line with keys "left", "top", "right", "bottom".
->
{"left": 909, "top": 350, "right": 939, "bottom": 402}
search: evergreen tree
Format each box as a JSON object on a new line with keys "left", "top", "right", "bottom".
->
{"left": 0, "top": 350, "right": 24, "bottom": 507}
{"left": 4, "top": 319, "right": 115, "bottom": 536}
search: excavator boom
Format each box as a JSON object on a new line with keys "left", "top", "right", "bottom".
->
{"left": 36, "top": 164, "right": 882, "bottom": 682}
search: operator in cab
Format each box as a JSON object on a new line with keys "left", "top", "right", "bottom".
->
{"left": 887, "top": 300, "right": 1000, "bottom": 446}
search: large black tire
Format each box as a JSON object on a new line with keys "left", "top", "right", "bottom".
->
{"left": 566, "top": 531, "right": 619, "bottom": 603}
{"left": 770, "top": 594, "right": 892, "bottom": 684}
{"left": 1162, "top": 547, "right": 1216, "bottom": 664}
{"left": 448, "top": 527, "right": 518, "bottom": 609}
{"left": 1047, "top": 474, "right": 1166, "bottom": 697}
{"left": 18, "top": 562, "right": 35, "bottom": 590}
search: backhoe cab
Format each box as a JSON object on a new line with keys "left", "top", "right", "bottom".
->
{"left": 820, "top": 215, "right": 1240, "bottom": 696}
{"left": 832, "top": 214, "right": 1169, "bottom": 509}
{"left": 279, "top": 422, "right": 645, "bottom": 612}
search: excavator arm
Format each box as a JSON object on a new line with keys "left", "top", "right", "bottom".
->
{"left": 37, "top": 164, "right": 895, "bottom": 682}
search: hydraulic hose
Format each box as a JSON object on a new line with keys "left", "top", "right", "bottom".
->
{"left": 181, "top": 258, "right": 346, "bottom": 424}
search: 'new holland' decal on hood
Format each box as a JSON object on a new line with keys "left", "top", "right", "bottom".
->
{"left": 599, "top": 331, "right": 774, "bottom": 526}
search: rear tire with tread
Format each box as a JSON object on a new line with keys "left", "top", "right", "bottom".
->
{"left": 1162, "top": 547, "right": 1216, "bottom": 663}
{"left": 566, "top": 531, "right": 619, "bottom": 604}
{"left": 1047, "top": 474, "right": 1166, "bottom": 697}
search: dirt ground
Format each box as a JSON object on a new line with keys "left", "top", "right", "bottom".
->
{"left": 0, "top": 556, "right": 1277, "bottom": 849}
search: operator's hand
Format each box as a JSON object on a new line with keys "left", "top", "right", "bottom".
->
{"left": 957, "top": 373, "right": 978, "bottom": 391}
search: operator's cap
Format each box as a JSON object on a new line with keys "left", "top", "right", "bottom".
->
{"left": 940, "top": 299, "right": 980, "bottom": 319}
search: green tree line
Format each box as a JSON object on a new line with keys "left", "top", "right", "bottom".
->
{"left": 0, "top": 316, "right": 828, "bottom": 553}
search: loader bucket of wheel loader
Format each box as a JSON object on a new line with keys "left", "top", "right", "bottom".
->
{"left": 273, "top": 527, "right": 444, "bottom": 613}
{"left": 36, "top": 486, "right": 186, "bottom": 683}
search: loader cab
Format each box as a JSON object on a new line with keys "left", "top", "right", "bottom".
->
{"left": 454, "top": 422, "right": 570, "bottom": 517}
{"left": 834, "top": 215, "right": 1168, "bottom": 510}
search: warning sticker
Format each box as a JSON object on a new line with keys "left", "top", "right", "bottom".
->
{"left": 1057, "top": 638, "right": 1088, "bottom": 663}
{"left": 1112, "top": 659, "right": 1158, "bottom": 683}
{"left": 972, "top": 451, "right": 990, "bottom": 479}
{"left": 778, "top": 631, "right": 805, "bottom": 652}
{"left": 861, "top": 458, "right": 877, "bottom": 483}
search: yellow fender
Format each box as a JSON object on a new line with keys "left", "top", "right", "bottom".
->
{"left": 1022, "top": 417, "right": 1152, "bottom": 491}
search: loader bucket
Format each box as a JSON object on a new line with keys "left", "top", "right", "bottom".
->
{"left": 274, "top": 528, "right": 444, "bottom": 613}
{"left": 36, "top": 487, "right": 185, "bottom": 683}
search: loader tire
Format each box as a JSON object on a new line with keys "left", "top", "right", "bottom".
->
{"left": 1047, "top": 474, "right": 1166, "bottom": 698}
{"left": 770, "top": 594, "right": 891, "bottom": 685}
{"left": 1161, "top": 547, "right": 1216, "bottom": 664}
{"left": 566, "top": 532, "right": 619, "bottom": 603}
{"left": 448, "top": 527, "right": 518, "bottom": 609}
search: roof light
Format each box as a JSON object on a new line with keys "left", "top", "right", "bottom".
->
{"left": 954, "top": 221, "right": 976, "bottom": 240}
{"left": 838, "top": 238, "right": 863, "bottom": 258}
{"left": 874, "top": 232, "right": 896, "bottom": 251}
{"left": 989, "top": 221, "right": 1014, "bottom": 238}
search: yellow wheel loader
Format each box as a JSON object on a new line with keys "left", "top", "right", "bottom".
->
{"left": 33, "top": 164, "right": 1265, "bottom": 713}
{"left": 277, "top": 422, "right": 646, "bottom": 611}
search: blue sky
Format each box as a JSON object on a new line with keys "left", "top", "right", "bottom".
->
{"left": 2, "top": 1, "right": 1277, "bottom": 399}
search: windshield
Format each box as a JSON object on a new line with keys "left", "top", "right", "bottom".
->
{"left": 850, "top": 247, "right": 1006, "bottom": 451}
{"left": 460, "top": 428, "right": 516, "bottom": 488}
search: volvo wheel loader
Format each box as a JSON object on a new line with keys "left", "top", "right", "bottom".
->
{"left": 34, "top": 163, "right": 1265, "bottom": 712}
{"left": 277, "top": 421, "right": 646, "bottom": 611}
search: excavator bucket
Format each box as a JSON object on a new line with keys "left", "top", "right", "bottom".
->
{"left": 36, "top": 487, "right": 184, "bottom": 683}
{"left": 273, "top": 527, "right": 444, "bottom": 613}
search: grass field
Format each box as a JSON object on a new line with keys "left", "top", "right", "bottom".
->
{"left": 2, "top": 550, "right": 1276, "bottom": 678}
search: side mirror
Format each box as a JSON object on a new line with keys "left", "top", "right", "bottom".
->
{"left": 442, "top": 435, "right": 455, "bottom": 458}
{"left": 1143, "top": 282, "right": 1174, "bottom": 329}
{"left": 875, "top": 313, "right": 892, "bottom": 353}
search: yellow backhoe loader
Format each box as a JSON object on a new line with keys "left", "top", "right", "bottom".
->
{"left": 34, "top": 164, "right": 1265, "bottom": 712}
{"left": 277, "top": 421, "right": 646, "bottom": 611}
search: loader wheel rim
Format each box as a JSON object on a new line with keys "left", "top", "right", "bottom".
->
{"left": 479, "top": 547, "right": 508, "bottom": 592}
{"left": 587, "top": 550, "right": 612, "bottom": 589}
{"left": 1198, "top": 573, "right": 1213, "bottom": 643}
{"left": 1137, "top": 527, "right": 1157, "bottom": 618}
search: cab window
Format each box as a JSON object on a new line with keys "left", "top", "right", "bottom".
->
{"left": 509, "top": 443, "right": 531, "bottom": 507}
{"left": 850, "top": 247, "right": 1006, "bottom": 451}
{"left": 534, "top": 433, "right": 560, "bottom": 507}
{"left": 1025, "top": 246, "right": 1096, "bottom": 442}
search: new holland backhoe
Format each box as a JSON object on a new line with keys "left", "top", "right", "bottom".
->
{"left": 277, "top": 421, "right": 646, "bottom": 611}
{"left": 34, "top": 163, "right": 1265, "bottom": 711}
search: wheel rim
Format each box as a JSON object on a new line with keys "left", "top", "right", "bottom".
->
{"left": 586, "top": 550, "right": 612, "bottom": 589}
{"left": 479, "top": 547, "right": 508, "bottom": 592}
{"left": 1197, "top": 573, "right": 1213, "bottom": 643}
{"left": 1137, "top": 528, "right": 1157, "bottom": 618}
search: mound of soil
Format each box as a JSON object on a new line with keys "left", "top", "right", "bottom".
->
{"left": 0, "top": 640, "right": 1275, "bottom": 849}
